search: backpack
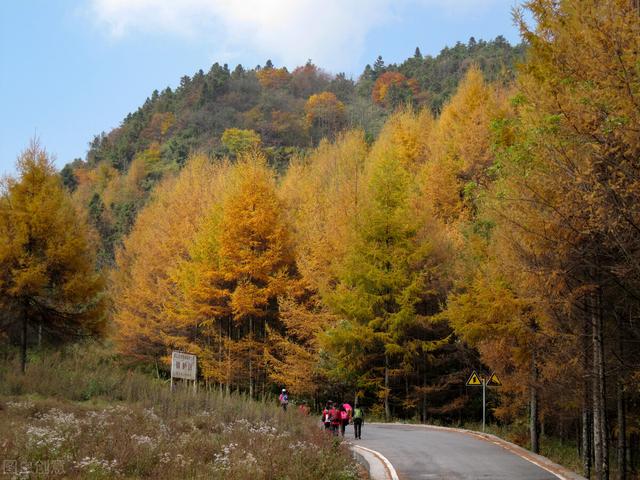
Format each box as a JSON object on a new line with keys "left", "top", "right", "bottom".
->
{"left": 353, "top": 407, "right": 363, "bottom": 419}
{"left": 340, "top": 410, "right": 348, "bottom": 421}
{"left": 329, "top": 408, "right": 339, "bottom": 423}
{"left": 322, "top": 409, "right": 330, "bottom": 423}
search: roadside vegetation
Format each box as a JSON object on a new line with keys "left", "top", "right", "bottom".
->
{"left": 0, "top": 343, "right": 360, "bottom": 480}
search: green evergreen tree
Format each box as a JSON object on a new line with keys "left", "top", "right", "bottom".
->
{"left": 324, "top": 151, "right": 424, "bottom": 419}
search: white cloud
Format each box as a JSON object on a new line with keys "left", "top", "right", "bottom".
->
{"left": 89, "top": 0, "right": 509, "bottom": 72}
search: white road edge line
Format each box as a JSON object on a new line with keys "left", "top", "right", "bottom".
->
{"left": 352, "top": 444, "right": 400, "bottom": 480}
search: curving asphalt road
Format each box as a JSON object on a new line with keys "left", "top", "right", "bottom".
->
{"left": 351, "top": 423, "right": 563, "bottom": 480}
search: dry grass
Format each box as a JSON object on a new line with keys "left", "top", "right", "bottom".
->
{"left": 0, "top": 343, "right": 360, "bottom": 479}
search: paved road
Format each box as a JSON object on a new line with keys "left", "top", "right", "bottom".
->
{"left": 351, "top": 423, "right": 559, "bottom": 480}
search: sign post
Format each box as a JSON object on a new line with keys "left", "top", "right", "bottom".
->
{"left": 482, "top": 376, "right": 486, "bottom": 432}
{"left": 171, "top": 351, "right": 197, "bottom": 392}
{"left": 466, "top": 371, "right": 501, "bottom": 432}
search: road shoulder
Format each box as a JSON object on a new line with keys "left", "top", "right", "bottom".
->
{"left": 350, "top": 443, "right": 400, "bottom": 480}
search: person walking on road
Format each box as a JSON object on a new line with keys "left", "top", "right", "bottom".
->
{"left": 321, "top": 402, "right": 332, "bottom": 431}
{"left": 329, "top": 403, "right": 341, "bottom": 436}
{"left": 342, "top": 401, "right": 352, "bottom": 424}
{"left": 279, "top": 388, "right": 289, "bottom": 412}
{"left": 338, "top": 404, "right": 349, "bottom": 437}
{"left": 352, "top": 405, "right": 364, "bottom": 439}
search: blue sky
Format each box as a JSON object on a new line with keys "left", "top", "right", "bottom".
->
{"left": 0, "top": 0, "right": 522, "bottom": 176}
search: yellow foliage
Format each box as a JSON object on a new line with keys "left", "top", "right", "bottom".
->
{"left": 221, "top": 128, "right": 261, "bottom": 156}
{"left": 418, "top": 66, "right": 511, "bottom": 230}
{"left": 0, "top": 142, "right": 105, "bottom": 358}
{"left": 280, "top": 130, "right": 368, "bottom": 295}
{"left": 369, "top": 108, "right": 433, "bottom": 172}
{"left": 160, "top": 112, "right": 175, "bottom": 136}
{"left": 304, "top": 91, "right": 345, "bottom": 126}
{"left": 112, "top": 155, "right": 230, "bottom": 363}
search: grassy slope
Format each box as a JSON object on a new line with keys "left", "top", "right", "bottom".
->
{"left": 0, "top": 343, "right": 360, "bottom": 479}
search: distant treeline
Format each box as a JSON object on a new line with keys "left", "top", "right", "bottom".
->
{"left": 60, "top": 36, "right": 523, "bottom": 267}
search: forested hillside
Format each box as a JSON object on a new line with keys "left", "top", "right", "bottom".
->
{"left": 2, "top": 1, "right": 640, "bottom": 479}
{"left": 60, "top": 37, "right": 523, "bottom": 266}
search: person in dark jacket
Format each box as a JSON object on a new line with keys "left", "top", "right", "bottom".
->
{"left": 352, "top": 405, "right": 364, "bottom": 439}
{"left": 279, "top": 389, "right": 289, "bottom": 411}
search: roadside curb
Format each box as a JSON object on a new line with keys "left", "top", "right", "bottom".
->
{"left": 368, "top": 422, "right": 586, "bottom": 480}
{"left": 349, "top": 443, "right": 400, "bottom": 480}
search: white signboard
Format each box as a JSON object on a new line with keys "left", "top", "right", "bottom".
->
{"left": 171, "top": 351, "right": 197, "bottom": 380}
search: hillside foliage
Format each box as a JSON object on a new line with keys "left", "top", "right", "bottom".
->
{"left": 61, "top": 38, "right": 524, "bottom": 266}
{"left": 2, "top": 4, "right": 640, "bottom": 479}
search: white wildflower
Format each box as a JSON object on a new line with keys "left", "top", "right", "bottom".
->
{"left": 74, "top": 457, "right": 119, "bottom": 475}
{"left": 213, "top": 442, "right": 238, "bottom": 469}
{"left": 5, "top": 400, "right": 35, "bottom": 411}
{"left": 27, "top": 425, "right": 65, "bottom": 452}
{"left": 131, "top": 434, "right": 154, "bottom": 446}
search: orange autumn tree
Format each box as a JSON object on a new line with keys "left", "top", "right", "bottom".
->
{"left": 169, "top": 151, "right": 318, "bottom": 395}
{"left": 256, "top": 66, "right": 291, "bottom": 89}
{"left": 113, "top": 150, "right": 315, "bottom": 396}
{"left": 265, "top": 292, "right": 331, "bottom": 397}
{"left": 304, "top": 91, "right": 346, "bottom": 142}
{"left": 216, "top": 153, "right": 297, "bottom": 396}
{"left": 164, "top": 202, "right": 231, "bottom": 387}
{"left": 372, "top": 71, "right": 419, "bottom": 108}
{"left": 477, "top": 1, "right": 640, "bottom": 473}
{"left": 420, "top": 66, "right": 509, "bottom": 228}
{"left": 112, "top": 155, "right": 229, "bottom": 368}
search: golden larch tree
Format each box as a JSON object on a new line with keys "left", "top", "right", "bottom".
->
{"left": 0, "top": 142, "right": 105, "bottom": 372}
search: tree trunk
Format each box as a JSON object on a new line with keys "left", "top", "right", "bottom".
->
{"left": 617, "top": 381, "right": 626, "bottom": 480}
{"left": 21, "top": 314, "right": 28, "bottom": 374}
{"left": 530, "top": 350, "right": 540, "bottom": 454}
{"left": 617, "top": 315, "right": 626, "bottom": 480}
{"left": 592, "top": 292, "right": 609, "bottom": 480}
{"left": 219, "top": 322, "right": 223, "bottom": 387}
{"left": 249, "top": 316, "right": 253, "bottom": 398}
{"left": 630, "top": 433, "right": 639, "bottom": 476}
{"left": 422, "top": 367, "right": 427, "bottom": 424}
{"left": 384, "top": 354, "right": 390, "bottom": 421}
{"left": 582, "top": 314, "right": 592, "bottom": 478}
{"left": 226, "top": 321, "right": 231, "bottom": 396}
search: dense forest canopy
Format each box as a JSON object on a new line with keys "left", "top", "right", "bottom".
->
{"left": 60, "top": 37, "right": 524, "bottom": 266}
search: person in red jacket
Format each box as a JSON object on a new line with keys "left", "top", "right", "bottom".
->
{"left": 329, "top": 403, "right": 341, "bottom": 436}
{"left": 338, "top": 404, "right": 349, "bottom": 437}
{"left": 321, "top": 401, "right": 332, "bottom": 431}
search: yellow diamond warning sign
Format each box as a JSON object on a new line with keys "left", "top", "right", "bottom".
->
{"left": 466, "top": 371, "right": 482, "bottom": 386}
{"left": 487, "top": 373, "right": 502, "bottom": 387}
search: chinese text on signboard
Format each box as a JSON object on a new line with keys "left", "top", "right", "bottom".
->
{"left": 171, "top": 351, "right": 197, "bottom": 380}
